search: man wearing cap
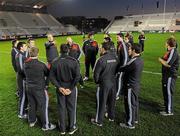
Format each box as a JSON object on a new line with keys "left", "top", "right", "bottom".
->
{"left": 82, "top": 32, "right": 99, "bottom": 81}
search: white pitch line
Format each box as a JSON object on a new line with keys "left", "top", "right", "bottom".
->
{"left": 0, "top": 51, "right": 180, "bottom": 78}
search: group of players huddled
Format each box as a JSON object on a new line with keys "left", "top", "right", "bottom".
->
{"left": 10, "top": 31, "right": 179, "bottom": 135}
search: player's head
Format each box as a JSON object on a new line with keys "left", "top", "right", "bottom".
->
{"left": 100, "top": 42, "right": 110, "bottom": 55}
{"left": 104, "top": 33, "right": 110, "bottom": 38}
{"left": 29, "top": 47, "right": 39, "bottom": 57}
{"left": 166, "top": 37, "right": 176, "bottom": 49}
{"left": 12, "top": 39, "right": 19, "bottom": 48}
{"left": 27, "top": 38, "right": 35, "bottom": 48}
{"left": 17, "top": 42, "right": 27, "bottom": 52}
{"left": 116, "top": 32, "right": 124, "bottom": 42}
{"left": 141, "top": 31, "right": 144, "bottom": 35}
{"left": 104, "top": 37, "right": 111, "bottom": 43}
{"left": 47, "top": 34, "right": 54, "bottom": 42}
{"left": 60, "top": 44, "right": 69, "bottom": 54}
{"left": 129, "top": 43, "right": 141, "bottom": 56}
{"left": 67, "top": 37, "right": 73, "bottom": 44}
{"left": 88, "top": 32, "right": 94, "bottom": 39}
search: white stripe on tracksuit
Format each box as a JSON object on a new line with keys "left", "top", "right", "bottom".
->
{"left": 167, "top": 48, "right": 174, "bottom": 64}
{"left": 20, "top": 80, "right": 26, "bottom": 115}
{"left": 44, "top": 90, "right": 49, "bottom": 128}
{"left": 95, "top": 86, "right": 100, "bottom": 122}
{"left": 167, "top": 78, "right": 172, "bottom": 113}
{"left": 127, "top": 89, "right": 132, "bottom": 126}
{"left": 73, "top": 87, "right": 78, "bottom": 128}
{"left": 116, "top": 42, "right": 128, "bottom": 96}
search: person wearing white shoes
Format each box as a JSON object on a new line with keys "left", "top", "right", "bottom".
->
{"left": 50, "top": 44, "right": 80, "bottom": 135}
{"left": 91, "top": 42, "right": 119, "bottom": 127}
{"left": 24, "top": 47, "right": 56, "bottom": 131}
{"left": 119, "top": 43, "right": 143, "bottom": 129}
{"left": 82, "top": 32, "right": 99, "bottom": 81}
{"left": 15, "top": 42, "right": 28, "bottom": 119}
{"left": 159, "top": 37, "right": 179, "bottom": 116}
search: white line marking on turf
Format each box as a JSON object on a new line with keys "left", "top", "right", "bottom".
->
{"left": 0, "top": 51, "right": 179, "bottom": 78}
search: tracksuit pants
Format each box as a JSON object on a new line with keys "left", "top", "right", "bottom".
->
{"left": 162, "top": 77, "right": 176, "bottom": 113}
{"left": 116, "top": 72, "right": 124, "bottom": 97}
{"left": 140, "top": 43, "right": 144, "bottom": 52}
{"left": 95, "top": 81, "right": 116, "bottom": 124}
{"left": 27, "top": 88, "right": 49, "bottom": 128}
{"left": 17, "top": 73, "right": 27, "bottom": 116}
{"left": 85, "top": 57, "right": 96, "bottom": 77}
{"left": 56, "top": 87, "right": 78, "bottom": 132}
{"left": 124, "top": 88, "right": 139, "bottom": 126}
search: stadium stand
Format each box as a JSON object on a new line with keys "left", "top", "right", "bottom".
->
{"left": 0, "top": 11, "right": 80, "bottom": 39}
{"left": 106, "top": 12, "right": 180, "bottom": 33}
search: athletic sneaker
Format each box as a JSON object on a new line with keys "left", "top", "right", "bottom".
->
{"left": 120, "top": 123, "right": 135, "bottom": 129}
{"left": 160, "top": 111, "right": 174, "bottom": 116}
{"left": 108, "top": 118, "right": 114, "bottom": 122}
{"left": 42, "top": 123, "right": 56, "bottom": 131}
{"left": 91, "top": 118, "right": 102, "bottom": 127}
{"left": 60, "top": 132, "right": 66, "bottom": 135}
{"left": 29, "top": 119, "right": 37, "bottom": 127}
{"left": 116, "top": 96, "right": 120, "bottom": 100}
{"left": 18, "top": 114, "right": 28, "bottom": 119}
{"left": 83, "top": 77, "right": 89, "bottom": 81}
{"left": 69, "top": 127, "right": 78, "bottom": 135}
{"left": 104, "top": 112, "right": 108, "bottom": 118}
{"left": 135, "top": 121, "right": 138, "bottom": 124}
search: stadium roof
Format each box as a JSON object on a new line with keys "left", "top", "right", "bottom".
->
{"left": 0, "top": 0, "right": 59, "bottom": 8}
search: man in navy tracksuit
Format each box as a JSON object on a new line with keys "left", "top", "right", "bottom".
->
{"left": 119, "top": 43, "right": 144, "bottom": 129}
{"left": 159, "top": 37, "right": 179, "bottom": 116}
{"left": 24, "top": 47, "right": 56, "bottom": 131}
{"left": 116, "top": 33, "right": 129, "bottom": 100}
{"left": 104, "top": 36, "right": 116, "bottom": 55}
{"left": 91, "top": 42, "right": 119, "bottom": 126}
{"left": 82, "top": 32, "right": 99, "bottom": 81}
{"left": 50, "top": 44, "right": 80, "bottom": 135}
{"left": 44, "top": 34, "right": 59, "bottom": 87}
{"left": 15, "top": 42, "right": 28, "bottom": 119}
{"left": 11, "top": 39, "right": 19, "bottom": 96}
{"left": 138, "top": 32, "right": 146, "bottom": 52}
{"left": 45, "top": 34, "right": 59, "bottom": 68}
{"left": 11, "top": 39, "right": 19, "bottom": 73}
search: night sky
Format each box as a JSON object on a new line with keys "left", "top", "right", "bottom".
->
{"left": 47, "top": 0, "right": 180, "bottom": 19}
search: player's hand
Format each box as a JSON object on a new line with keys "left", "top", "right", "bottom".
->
{"left": 64, "top": 89, "right": 71, "bottom": 95}
{"left": 59, "top": 87, "right": 66, "bottom": 95}
{"left": 158, "top": 57, "right": 162, "bottom": 62}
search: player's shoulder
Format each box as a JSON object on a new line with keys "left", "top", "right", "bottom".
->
{"left": 67, "top": 56, "right": 78, "bottom": 62}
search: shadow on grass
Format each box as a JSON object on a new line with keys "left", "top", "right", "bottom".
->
{"left": 139, "top": 97, "right": 162, "bottom": 114}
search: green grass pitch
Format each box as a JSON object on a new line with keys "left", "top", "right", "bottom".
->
{"left": 0, "top": 33, "right": 180, "bottom": 136}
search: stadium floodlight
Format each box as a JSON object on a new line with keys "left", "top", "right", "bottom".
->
{"left": 1, "top": 1, "right": 5, "bottom": 6}
{"left": 33, "top": 5, "right": 43, "bottom": 9}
